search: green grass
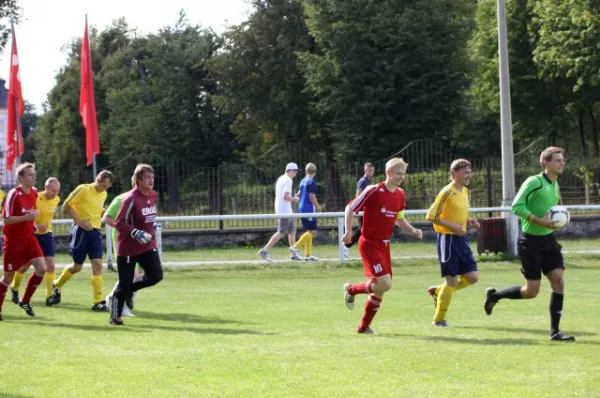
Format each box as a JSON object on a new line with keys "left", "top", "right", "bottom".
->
{"left": 1, "top": 244, "right": 600, "bottom": 397}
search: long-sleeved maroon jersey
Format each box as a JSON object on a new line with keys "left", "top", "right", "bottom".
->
{"left": 115, "top": 188, "right": 158, "bottom": 256}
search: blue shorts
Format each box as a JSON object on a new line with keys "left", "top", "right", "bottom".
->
{"left": 36, "top": 232, "right": 56, "bottom": 257}
{"left": 301, "top": 217, "right": 317, "bottom": 230}
{"left": 69, "top": 225, "right": 104, "bottom": 264}
{"left": 437, "top": 233, "right": 478, "bottom": 277}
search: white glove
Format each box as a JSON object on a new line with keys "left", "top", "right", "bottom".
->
{"left": 131, "top": 229, "right": 152, "bottom": 244}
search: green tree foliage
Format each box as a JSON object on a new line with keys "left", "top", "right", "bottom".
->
{"left": 0, "top": 0, "right": 20, "bottom": 54}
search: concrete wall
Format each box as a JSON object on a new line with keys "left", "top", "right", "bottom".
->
{"left": 50, "top": 215, "right": 600, "bottom": 252}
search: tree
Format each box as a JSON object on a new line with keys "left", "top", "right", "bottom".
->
{"left": 298, "top": 0, "right": 471, "bottom": 165}
{"left": 0, "top": 0, "right": 21, "bottom": 54}
{"left": 21, "top": 101, "right": 38, "bottom": 163}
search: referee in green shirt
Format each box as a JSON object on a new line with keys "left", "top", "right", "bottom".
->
{"left": 484, "top": 146, "right": 575, "bottom": 342}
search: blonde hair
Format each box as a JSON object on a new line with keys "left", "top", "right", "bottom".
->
{"left": 540, "top": 146, "right": 564, "bottom": 167}
{"left": 450, "top": 159, "right": 471, "bottom": 180}
{"left": 385, "top": 157, "right": 408, "bottom": 171}
{"left": 16, "top": 162, "right": 35, "bottom": 183}
{"left": 45, "top": 177, "right": 60, "bottom": 187}
{"left": 305, "top": 163, "right": 317, "bottom": 175}
{"left": 133, "top": 163, "right": 155, "bottom": 183}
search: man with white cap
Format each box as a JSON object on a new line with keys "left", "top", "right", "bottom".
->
{"left": 259, "top": 162, "right": 301, "bottom": 262}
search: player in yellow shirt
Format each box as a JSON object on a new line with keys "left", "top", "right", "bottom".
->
{"left": 50, "top": 170, "right": 114, "bottom": 311}
{"left": 9, "top": 178, "right": 61, "bottom": 306}
{"left": 425, "top": 159, "right": 480, "bottom": 327}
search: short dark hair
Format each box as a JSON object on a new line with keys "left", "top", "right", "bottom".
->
{"left": 97, "top": 170, "right": 115, "bottom": 183}
{"left": 364, "top": 162, "right": 374, "bottom": 169}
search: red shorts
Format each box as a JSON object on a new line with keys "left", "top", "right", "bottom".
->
{"left": 3, "top": 236, "right": 44, "bottom": 272}
{"left": 358, "top": 236, "right": 392, "bottom": 278}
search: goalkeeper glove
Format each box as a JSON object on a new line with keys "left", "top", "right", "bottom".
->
{"left": 131, "top": 229, "right": 152, "bottom": 244}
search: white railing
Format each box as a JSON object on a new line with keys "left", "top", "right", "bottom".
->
{"left": 51, "top": 205, "right": 600, "bottom": 264}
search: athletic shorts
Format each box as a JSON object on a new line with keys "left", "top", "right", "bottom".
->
{"left": 301, "top": 217, "right": 317, "bottom": 230}
{"left": 3, "top": 235, "right": 44, "bottom": 272}
{"left": 437, "top": 233, "right": 478, "bottom": 277}
{"left": 70, "top": 225, "right": 103, "bottom": 264}
{"left": 277, "top": 218, "right": 296, "bottom": 234}
{"left": 358, "top": 236, "right": 392, "bottom": 278}
{"left": 518, "top": 232, "right": 564, "bottom": 280}
{"left": 36, "top": 232, "right": 56, "bottom": 257}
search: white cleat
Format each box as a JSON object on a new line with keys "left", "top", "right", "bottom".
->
{"left": 289, "top": 247, "right": 302, "bottom": 261}
{"left": 259, "top": 249, "right": 272, "bottom": 262}
{"left": 344, "top": 283, "right": 355, "bottom": 310}
{"left": 305, "top": 255, "right": 319, "bottom": 261}
{"left": 122, "top": 306, "right": 136, "bottom": 318}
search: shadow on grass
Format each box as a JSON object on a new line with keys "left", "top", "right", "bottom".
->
{"left": 456, "top": 325, "right": 597, "bottom": 337}
{"left": 0, "top": 393, "right": 37, "bottom": 398}
{"left": 132, "top": 323, "right": 270, "bottom": 335}
{"left": 386, "top": 332, "right": 600, "bottom": 346}
{"left": 9, "top": 319, "right": 140, "bottom": 333}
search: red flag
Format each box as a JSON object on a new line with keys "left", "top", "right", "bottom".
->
{"left": 6, "top": 25, "right": 24, "bottom": 171}
{"left": 80, "top": 17, "right": 100, "bottom": 166}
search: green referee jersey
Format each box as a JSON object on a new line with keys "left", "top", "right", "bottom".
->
{"left": 106, "top": 193, "right": 128, "bottom": 219}
{"left": 511, "top": 173, "right": 560, "bottom": 236}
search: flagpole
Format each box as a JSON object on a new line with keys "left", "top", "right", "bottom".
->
{"left": 9, "top": 17, "right": 21, "bottom": 168}
{"left": 93, "top": 153, "right": 97, "bottom": 176}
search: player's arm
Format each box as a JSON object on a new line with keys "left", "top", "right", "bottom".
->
{"left": 426, "top": 188, "right": 464, "bottom": 235}
{"left": 3, "top": 191, "right": 38, "bottom": 224}
{"left": 511, "top": 177, "right": 557, "bottom": 229}
{"left": 283, "top": 180, "right": 299, "bottom": 203}
{"left": 342, "top": 205, "right": 355, "bottom": 244}
{"left": 103, "top": 214, "right": 116, "bottom": 228}
{"left": 63, "top": 185, "right": 92, "bottom": 230}
{"left": 115, "top": 196, "right": 151, "bottom": 243}
{"left": 308, "top": 181, "right": 321, "bottom": 211}
{"left": 103, "top": 198, "right": 121, "bottom": 228}
{"left": 395, "top": 211, "right": 422, "bottom": 239}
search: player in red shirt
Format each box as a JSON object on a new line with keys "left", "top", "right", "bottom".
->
{"left": 110, "top": 164, "right": 163, "bottom": 325}
{"left": 341, "top": 157, "right": 423, "bottom": 334}
{"left": 0, "top": 163, "right": 47, "bottom": 320}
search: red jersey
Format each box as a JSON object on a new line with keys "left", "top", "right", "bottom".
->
{"left": 115, "top": 188, "right": 158, "bottom": 256}
{"left": 350, "top": 182, "right": 405, "bottom": 241}
{"left": 2, "top": 186, "right": 38, "bottom": 240}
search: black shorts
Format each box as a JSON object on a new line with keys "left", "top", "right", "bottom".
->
{"left": 518, "top": 232, "right": 564, "bottom": 280}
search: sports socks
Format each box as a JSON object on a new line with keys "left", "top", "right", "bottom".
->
{"left": 434, "top": 276, "right": 472, "bottom": 295}
{"left": 21, "top": 273, "right": 43, "bottom": 303}
{"left": 11, "top": 271, "right": 26, "bottom": 292}
{"left": 433, "top": 285, "right": 455, "bottom": 323}
{"left": 91, "top": 275, "right": 104, "bottom": 304}
{"left": 293, "top": 232, "right": 313, "bottom": 257}
{"left": 550, "top": 292, "right": 564, "bottom": 336}
{"left": 55, "top": 268, "right": 74, "bottom": 288}
{"left": 0, "top": 280, "right": 9, "bottom": 312}
{"left": 491, "top": 285, "right": 523, "bottom": 301}
{"left": 45, "top": 272, "right": 56, "bottom": 297}
{"left": 359, "top": 294, "right": 382, "bottom": 330}
{"left": 349, "top": 280, "right": 372, "bottom": 295}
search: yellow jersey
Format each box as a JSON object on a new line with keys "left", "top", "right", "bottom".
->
{"left": 426, "top": 182, "right": 469, "bottom": 235}
{"left": 35, "top": 192, "right": 60, "bottom": 234}
{"left": 63, "top": 183, "right": 107, "bottom": 229}
{"left": 0, "top": 190, "right": 5, "bottom": 213}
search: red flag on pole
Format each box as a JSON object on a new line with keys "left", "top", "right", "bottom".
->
{"left": 6, "top": 22, "right": 24, "bottom": 171}
{"left": 80, "top": 16, "right": 100, "bottom": 166}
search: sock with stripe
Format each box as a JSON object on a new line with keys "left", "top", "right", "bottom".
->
{"left": 21, "top": 273, "right": 44, "bottom": 303}
{"left": 349, "top": 280, "right": 372, "bottom": 296}
{"left": 359, "top": 294, "right": 382, "bottom": 330}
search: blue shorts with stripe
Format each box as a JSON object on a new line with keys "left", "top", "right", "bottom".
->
{"left": 436, "top": 233, "right": 478, "bottom": 277}
{"left": 36, "top": 232, "right": 56, "bottom": 257}
{"left": 69, "top": 225, "right": 103, "bottom": 264}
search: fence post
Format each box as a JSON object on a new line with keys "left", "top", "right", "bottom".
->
{"left": 155, "top": 223, "right": 163, "bottom": 263}
{"left": 338, "top": 216, "right": 345, "bottom": 263}
{"left": 217, "top": 166, "right": 224, "bottom": 230}
{"left": 105, "top": 225, "right": 114, "bottom": 271}
{"left": 486, "top": 158, "right": 493, "bottom": 218}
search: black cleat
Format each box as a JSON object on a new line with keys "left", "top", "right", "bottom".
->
{"left": 427, "top": 286, "right": 438, "bottom": 309}
{"left": 92, "top": 300, "right": 109, "bottom": 312}
{"left": 51, "top": 283, "right": 61, "bottom": 305}
{"left": 45, "top": 296, "right": 59, "bottom": 306}
{"left": 10, "top": 288, "right": 19, "bottom": 304}
{"left": 357, "top": 327, "right": 377, "bottom": 335}
{"left": 432, "top": 320, "right": 450, "bottom": 327}
{"left": 18, "top": 301, "right": 35, "bottom": 317}
{"left": 550, "top": 332, "right": 576, "bottom": 342}
{"left": 484, "top": 287, "right": 497, "bottom": 315}
{"left": 109, "top": 317, "right": 125, "bottom": 326}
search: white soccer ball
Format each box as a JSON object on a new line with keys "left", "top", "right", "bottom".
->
{"left": 549, "top": 205, "right": 570, "bottom": 229}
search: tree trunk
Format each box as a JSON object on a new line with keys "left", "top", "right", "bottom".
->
{"left": 588, "top": 106, "right": 600, "bottom": 156}
{"left": 578, "top": 110, "right": 588, "bottom": 156}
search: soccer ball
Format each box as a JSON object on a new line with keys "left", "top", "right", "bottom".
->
{"left": 549, "top": 205, "right": 570, "bottom": 229}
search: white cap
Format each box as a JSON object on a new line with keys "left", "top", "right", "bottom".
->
{"left": 285, "top": 162, "right": 299, "bottom": 172}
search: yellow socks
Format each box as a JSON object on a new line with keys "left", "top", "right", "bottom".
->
{"left": 434, "top": 276, "right": 473, "bottom": 295}
{"left": 91, "top": 275, "right": 103, "bottom": 304}
{"left": 45, "top": 272, "right": 56, "bottom": 297}
{"left": 11, "top": 271, "right": 25, "bottom": 291}
{"left": 293, "top": 232, "right": 313, "bottom": 256}
{"left": 55, "top": 268, "right": 74, "bottom": 288}
{"left": 433, "top": 285, "right": 455, "bottom": 323}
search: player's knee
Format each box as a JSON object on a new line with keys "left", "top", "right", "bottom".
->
{"left": 467, "top": 274, "right": 479, "bottom": 284}
{"left": 522, "top": 286, "right": 539, "bottom": 299}
{"left": 374, "top": 279, "right": 392, "bottom": 294}
{"left": 71, "top": 264, "right": 83, "bottom": 273}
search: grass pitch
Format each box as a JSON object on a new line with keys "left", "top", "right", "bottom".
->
{"left": 1, "top": 242, "right": 599, "bottom": 397}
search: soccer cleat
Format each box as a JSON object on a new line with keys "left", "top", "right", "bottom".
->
{"left": 305, "top": 255, "right": 319, "bottom": 261}
{"left": 45, "top": 296, "right": 59, "bottom": 306}
{"left": 432, "top": 320, "right": 449, "bottom": 327}
{"left": 289, "top": 248, "right": 302, "bottom": 261}
{"left": 109, "top": 317, "right": 125, "bottom": 326}
{"left": 357, "top": 327, "right": 377, "bottom": 335}
{"left": 484, "top": 287, "right": 497, "bottom": 315}
{"left": 51, "top": 282, "right": 61, "bottom": 305}
{"left": 92, "top": 300, "right": 109, "bottom": 312}
{"left": 122, "top": 306, "right": 135, "bottom": 318}
{"left": 341, "top": 244, "right": 350, "bottom": 260}
{"left": 343, "top": 283, "right": 355, "bottom": 310}
{"left": 18, "top": 301, "right": 35, "bottom": 317}
{"left": 259, "top": 249, "right": 272, "bottom": 262}
{"left": 427, "top": 286, "right": 438, "bottom": 309}
{"left": 550, "top": 332, "right": 576, "bottom": 342}
{"left": 10, "top": 288, "right": 19, "bottom": 305}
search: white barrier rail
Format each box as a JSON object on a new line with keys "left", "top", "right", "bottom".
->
{"left": 51, "top": 205, "right": 600, "bottom": 265}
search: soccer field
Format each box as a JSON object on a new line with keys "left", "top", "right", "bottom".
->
{"left": 1, "top": 244, "right": 599, "bottom": 397}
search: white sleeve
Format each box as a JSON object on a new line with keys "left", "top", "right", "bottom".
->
{"left": 283, "top": 179, "right": 292, "bottom": 194}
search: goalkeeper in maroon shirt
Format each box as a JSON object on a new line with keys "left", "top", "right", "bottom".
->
{"left": 110, "top": 164, "right": 163, "bottom": 326}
